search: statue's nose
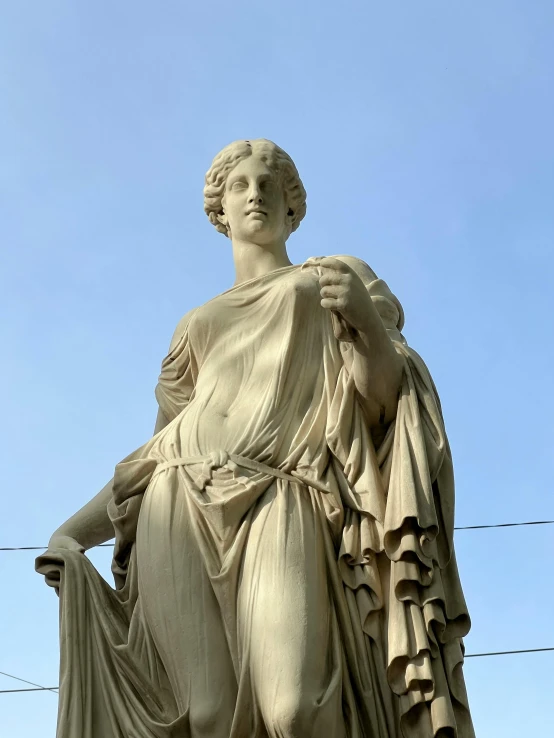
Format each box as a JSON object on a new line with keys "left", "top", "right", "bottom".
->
{"left": 248, "top": 185, "right": 263, "bottom": 203}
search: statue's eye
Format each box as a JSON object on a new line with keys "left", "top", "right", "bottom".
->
{"left": 261, "top": 180, "right": 274, "bottom": 190}
{"left": 231, "top": 181, "right": 247, "bottom": 191}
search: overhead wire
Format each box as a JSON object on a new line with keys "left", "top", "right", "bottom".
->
{"left": 0, "top": 671, "right": 58, "bottom": 695}
{"left": 1, "top": 519, "right": 553, "bottom": 551}
{"left": 454, "top": 519, "right": 554, "bottom": 531}
{"left": 0, "top": 687, "right": 59, "bottom": 694}
{"left": 464, "top": 647, "right": 554, "bottom": 658}
{"left": 2, "top": 647, "right": 554, "bottom": 694}
{"left": 1, "top": 520, "right": 552, "bottom": 695}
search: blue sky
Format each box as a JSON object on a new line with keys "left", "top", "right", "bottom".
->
{"left": 1, "top": 2, "right": 553, "bottom": 735}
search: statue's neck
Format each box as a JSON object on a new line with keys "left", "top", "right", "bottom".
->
{"left": 231, "top": 239, "right": 292, "bottom": 285}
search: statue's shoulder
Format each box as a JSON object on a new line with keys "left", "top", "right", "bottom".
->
{"left": 168, "top": 307, "right": 198, "bottom": 353}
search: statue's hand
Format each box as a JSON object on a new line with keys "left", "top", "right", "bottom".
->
{"left": 36, "top": 535, "right": 84, "bottom": 592}
{"left": 318, "top": 257, "right": 371, "bottom": 335}
{"left": 47, "top": 534, "right": 85, "bottom": 554}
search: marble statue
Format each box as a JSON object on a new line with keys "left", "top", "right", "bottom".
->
{"left": 37, "top": 139, "right": 475, "bottom": 738}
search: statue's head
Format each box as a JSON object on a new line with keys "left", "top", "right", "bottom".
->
{"left": 203, "top": 139, "right": 307, "bottom": 244}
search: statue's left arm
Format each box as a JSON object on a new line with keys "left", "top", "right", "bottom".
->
{"left": 318, "top": 255, "right": 403, "bottom": 426}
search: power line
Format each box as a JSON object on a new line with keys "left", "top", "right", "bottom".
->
{"left": 465, "top": 647, "right": 554, "bottom": 658}
{"left": 454, "top": 520, "right": 554, "bottom": 531}
{"left": 0, "top": 686, "right": 59, "bottom": 693}
{"left": 0, "top": 671, "right": 58, "bottom": 695}
{"left": 2, "top": 647, "right": 553, "bottom": 695}
{"left": 1, "top": 519, "right": 553, "bottom": 552}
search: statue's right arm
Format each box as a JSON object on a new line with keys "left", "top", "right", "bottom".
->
{"left": 48, "top": 406, "right": 171, "bottom": 553}
{"left": 48, "top": 478, "right": 117, "bottom": 553}
{"left": 47, "top": 310, "right": 192, "bottom": 554}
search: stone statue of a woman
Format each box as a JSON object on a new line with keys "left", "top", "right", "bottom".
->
{"left": 37, "top": 139, "right": 475, "bottom": 738}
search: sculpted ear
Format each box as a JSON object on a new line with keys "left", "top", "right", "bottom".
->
{"left": 216, "top": 211, "right": 229, "bottom": 229}
{"left": 285, "top": 206, "right": 295, "bottom": 234}
{"left": 217, "top": 194, "right": 229, "bottom": 230}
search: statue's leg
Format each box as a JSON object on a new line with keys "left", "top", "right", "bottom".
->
{"left": 136, "top": 468, "right": 237, "bottom": 737}
{"left": 237, "top": 479, "right": 347, "bottom": 738}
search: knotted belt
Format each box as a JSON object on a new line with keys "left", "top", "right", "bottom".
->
{"left": 151, "top": 450, "right": 329, "bottom": 494}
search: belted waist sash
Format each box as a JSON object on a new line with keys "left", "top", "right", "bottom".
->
{"left": 151, "top": 451, "right": 329, "bottom": 494}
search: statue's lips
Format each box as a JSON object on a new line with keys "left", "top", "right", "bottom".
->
{"left": 246, "top": 210, "right": 267, "bottom": 217}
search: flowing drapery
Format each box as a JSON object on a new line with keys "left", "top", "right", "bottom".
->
{"left": 37, "top": 258, "right": 474, "bottom": 738}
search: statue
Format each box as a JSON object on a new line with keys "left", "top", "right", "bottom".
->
{"left": 37, "top": 139, "right": 475, "bottom": 738}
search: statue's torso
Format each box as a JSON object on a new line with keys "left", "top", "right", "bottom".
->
{"left": 155, "top": 264, "right": 342, "bottom": 466}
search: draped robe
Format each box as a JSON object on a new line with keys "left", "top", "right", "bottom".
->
{"left": 37, "top": 256, "right": 475, "bottom": 738}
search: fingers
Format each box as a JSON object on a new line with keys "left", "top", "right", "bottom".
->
{"left": 307, "top": 256, "right": 350, "bottom": 275}
{"left": 44, "top": 571, "right": 61, "bottom": 589}
{"left": 318, "top": 257, "right": 352, "bottom": 288}
{"left": 319, "top": 256, "right": 350, "bottom": 272}
{"left": 320, "top": 296, "right": 347, "bottom": 311}
{"left": 312, "top": 257, "right": 354, "bottom": 315}
{"left": 320, "top": 297, "right": 339, "bottom": 310}
{"left": 320, "top": 284, "right": 344, "bottom": 298}
{"left": 319, "top": 265, "right": 350, "bottom": 311}
{"left": 318, "top": 271, "right": 344, "bottom": 287}
{"left": 36, "top": 559, "right": 62, "bottom": 592}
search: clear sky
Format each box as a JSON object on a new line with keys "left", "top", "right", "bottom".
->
{"left": 1, "top": 2, "right": 553, "bottom": 736}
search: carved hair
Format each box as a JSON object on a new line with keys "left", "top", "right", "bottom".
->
{"left": 203, "top": 139, "right": 307, "bottom": 237}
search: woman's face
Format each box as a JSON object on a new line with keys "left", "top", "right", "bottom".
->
{"left": 220, "top": 154, "right": 290, "bottom": 245}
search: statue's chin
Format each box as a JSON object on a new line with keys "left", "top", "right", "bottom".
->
{"left": 233, "top": 217, "right": 286, "bottom": 246}
{"left": 246, "top": 216, "right": 269, "bottom": 229}
{"left": 243, "top": 222, "right": 279, "bottom": 242}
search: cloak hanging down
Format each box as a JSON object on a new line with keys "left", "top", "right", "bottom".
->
{"left": 37, "top": 256, "right": 474, "bottom": 738}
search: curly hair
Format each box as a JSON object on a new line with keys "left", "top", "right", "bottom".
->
{"left": 203, "top": 139, "right": 307, "bottom": 237}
